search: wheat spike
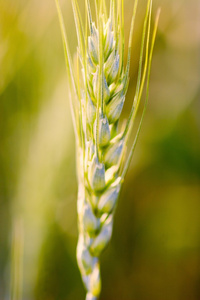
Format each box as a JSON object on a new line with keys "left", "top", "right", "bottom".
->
{"left": 55, "top": 0, "right": 160, "bottom": 298}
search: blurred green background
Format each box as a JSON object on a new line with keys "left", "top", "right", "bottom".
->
{"left": 0, "top": 0, "right": 200, "bottom": 299}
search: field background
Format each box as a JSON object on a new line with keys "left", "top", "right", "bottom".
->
{"left": 0, "top": 0, "right": 200, "bottom": 299}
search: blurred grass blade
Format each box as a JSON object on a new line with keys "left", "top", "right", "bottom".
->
{"left": 121, "top": 8, "right": 161, "bottom": 180}
{"left": 10, "top": 219, "right": 24, "bottom": 300}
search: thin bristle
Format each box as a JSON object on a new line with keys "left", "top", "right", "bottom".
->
{"left": 103, "top": 0, "right": 108, "bottom": 19}
{"left": 123, "top": 0, "right": 139, "bottom": 90}
{"left": 123, "top": 0, "right": 151, "bottom": 139}
{"left": 55, "top": 0, "right": 78, "bottom": 96}
{"left": 84, "top": 0, "right": 88, "bottom": 103}
{"left": 86, "top": 0, "right": 93, "bottom": 34}
{"left": 72, "top": 0, "right": 85, "bottom": 60}
{"left": 137, "top": 0, "right": 153, "bottom": 103}
{"left": 94, "top": 0, "right": 98, "bottom": 28}
{"left": 122, "top": 6, "right": 161, "bottom": 180}
{"left": 99, "top": 6, "right": 104, "bottom": 112}
{"left": 117, "top": 0, "right": 124, "bottom": 74}
{"left": 55, "top": 0, "right": 79, "bottom": 140}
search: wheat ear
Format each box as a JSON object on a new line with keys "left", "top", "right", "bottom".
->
{"left": 55, "top": 0, "right": 160, "bottom": 299}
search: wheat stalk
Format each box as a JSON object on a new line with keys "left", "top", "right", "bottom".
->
{"left": 55, "top": 0, "right": 160, "bottom": 299}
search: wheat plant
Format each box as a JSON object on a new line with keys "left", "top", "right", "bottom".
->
{"left": 55, "top": 0, "right": 160, "bottom": 299}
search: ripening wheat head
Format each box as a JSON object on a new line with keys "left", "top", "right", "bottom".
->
{"left": 55, "top": 0, "right": 160, "bottom": 299}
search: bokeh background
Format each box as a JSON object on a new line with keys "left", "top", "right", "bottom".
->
{"left": 0, "top": 0, "right": 200, "bottom": 299}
